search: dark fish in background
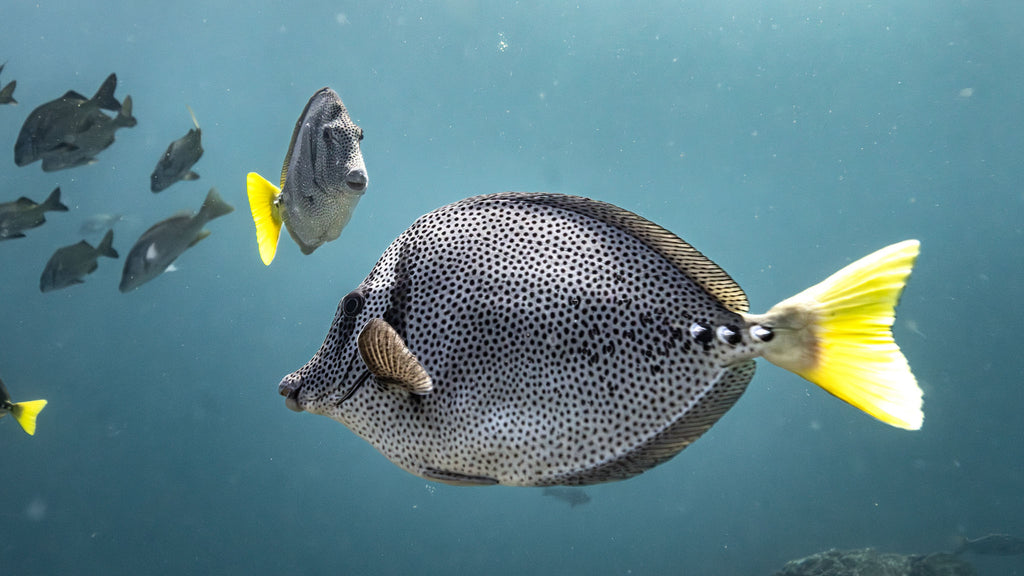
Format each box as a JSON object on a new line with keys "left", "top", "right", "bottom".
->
{"left": 278, "top": 193, "right": 923, "bottom": 487}
{"left": 119, "top": 188, "right": 234, "bottom": 292}
{"left": 0, "top": 62, "right": 16, "bottom": 105}
{"left": 542, "top": 487, "right": 592, "bottom": 507}
{"left": 955, "top": 534, "right": 1024, "bottom": 556}
{"left": 246, "top": 87, "right": 368, "bottom": 265}
{"left": 40, "top": 229, "right": 119, "bottom": 292}
{"left": 0, "top": 376, "right": 46, "bottom": 436}
{"left": 38, "top": 95, "right": 136, "bottom": 172}
{"left": 0, "top": 187, "right": 69, "bottom": 240}
{"left": 14, "top": 73, "right": 134, "bottom": 169}
{"left": 150, "top": 106, "right": 203, "bottom": 192}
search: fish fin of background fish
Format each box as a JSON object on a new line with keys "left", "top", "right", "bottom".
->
{"left": 0, "top": 80, "right": 16, "bottom": 103}
{"left": 97, "top": 229, "right": 118, "bottom": 259}
{"left": 1, "top": 232, "right": 27, "bottom": 240}
{"left": 197, "top": 187, "right": 234, "bottom": 222}
{"left": 114, "top": 95, "right": 137, "bottom": 128}
{"left": 187, "top": 105, "right": 200, "bottom": 130}
{"left": 62, "top": 90, "right": 88, "bottom": 101}
{"left": 11, "top": 399, "right": 47, "bottom": 435}
{"left": 246, "top": 172, "right": 284, "bottom": 265}
{"left": 750, "top": 240, "right": 922, "bottom": 430}
{"left": 357, "top": 318, "right": 434, "bottom": 395}
{"left": 92, "top": 73, "right": 121, "bottom": 112}
{"left": 183, "top": 170, "right": 199, "bottom": 181}
{"left": 188, "top": 229, "right": 211, "bottom": 248}
{"left": 43, "top": 187, "right": 69, "bottom": 212}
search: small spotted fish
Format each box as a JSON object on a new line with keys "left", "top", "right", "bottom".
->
{"left": 246, "top": 87, "right": 368, "bottom": 265}
{"left": 280, "top": 193, "right": 923, "bottom": 487}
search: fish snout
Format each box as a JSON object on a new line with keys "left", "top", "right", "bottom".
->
{"left": 345, "top": 168, "right": 368, "bottom": 193}
{"left": 278, "top": 373, "right": 305, "bottom": 412}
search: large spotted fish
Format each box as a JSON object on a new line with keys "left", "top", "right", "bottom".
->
{"left": 280, "top": 193, "right": 923, "bottom": 487}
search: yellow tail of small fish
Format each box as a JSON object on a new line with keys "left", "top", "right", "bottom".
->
{"left": 12, "top": 399, "right": 47, "bottom": 436}
{"left": 749, "top": 240, "right": 923, "bottom": 430}
{"left": 246, "top": 172, "right": 284, "bottom": 265}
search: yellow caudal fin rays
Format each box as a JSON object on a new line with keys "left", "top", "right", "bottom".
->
{"left": 12, "top": 399, "right": 47, "bottom": 435}
{"left": 246, "top": 172, "right": 284, "bottom": 266}
{"left": 749, "top": 240, "right": 923, "bottom": 430}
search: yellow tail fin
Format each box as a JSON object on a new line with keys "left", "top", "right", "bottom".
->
{"left": 749, "top": 240, "right": 923, "bottom": 430}
{"left": 246, "top": 172, "right": 284, "bottom": 265}
{"left": 12, "top": 399, "right": 47, "bottom": 435}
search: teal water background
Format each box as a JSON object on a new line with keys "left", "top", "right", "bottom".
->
{"left": 1, "top": 2, "right": 1022, "bottom": 574}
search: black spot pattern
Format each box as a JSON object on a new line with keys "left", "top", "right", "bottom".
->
{"left": 282, "top": 193, "right": 764, "bottom": 486}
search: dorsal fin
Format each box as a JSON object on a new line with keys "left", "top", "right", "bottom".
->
{"left": 61, "top": 90, "right": 88, "bottom": 101}
{"left": 483, "top": 192, "right": 749, "bottom": 313}
{"left": 280, "top": 91, "right": 322, "bottom": 187}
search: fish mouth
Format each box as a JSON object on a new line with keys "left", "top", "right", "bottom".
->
{"left": 285, "top": 389, "right": 303, "bottom": 412}
{"left": 345, "top": 169, "right": 368, "bottom": 193}
{"left": 278, "top": 373, "right": 305, "bottom": 412}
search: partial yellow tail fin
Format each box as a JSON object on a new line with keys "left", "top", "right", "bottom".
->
{"left": 749, "top": 240, "right": 923, "bottom": 430}
{"left": 12, "top": 399, "right": 47, "bottom": 435}
{"left": 246, "top": 172, "right": 283, "bottom": 266}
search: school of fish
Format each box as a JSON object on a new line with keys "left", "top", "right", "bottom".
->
{"left": 1, "top": 62, "right": 926, "bottom": 513}
{"left": 2, "top": 71, "right": 368, "bottom": 435}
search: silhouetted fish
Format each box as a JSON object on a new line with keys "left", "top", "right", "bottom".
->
{"left": 542, "top": 487, "right": 591, "bottom": 507}
{"left": 38, "top": 96, "right": 136, "bottom": 172}
{"left": 119, "top": 188, "right": 233, "bottom": 292}
{"left": 40, "top": 229, "right": 119, "bottom": 292}
{"left": 14, "top": 73, "right": 125, "bottom": 167}
{"left": 0, "top": 187, "right": 69, "bottom": 240}
{"left": 955, "top": 534, "right": 1024, "bottom": 556}
{"left": 150, "top": 107, "right": 203, "bottom": 192}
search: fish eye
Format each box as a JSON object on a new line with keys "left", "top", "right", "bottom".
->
{"left": 341, "top": 291, "right": 365, "bottom": 316}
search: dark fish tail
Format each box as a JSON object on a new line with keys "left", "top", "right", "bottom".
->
{"left": 114, "top": 95, "right": 137, "bottom": 128}
{"left": 96, "top": 229, "right": 118, "bottom": 259}
{"left": 42, "top": 187, "right": 69, "bottom": 212}
{"left": 92, "top": 73, "right": 121, "bottom": 112}
{"left": 197, "top": 188, "right": 235, "bottom": 222}
{"left": 0, "top": 80, "right": 16, "bottom": 104}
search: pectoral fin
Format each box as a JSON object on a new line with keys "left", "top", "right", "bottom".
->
{"left": 357, "top": 318, "right": 433, "bottom": 395}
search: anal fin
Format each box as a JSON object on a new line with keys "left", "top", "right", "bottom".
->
{"left": 423, "top": 468, "right": 499, "bottom": 486}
